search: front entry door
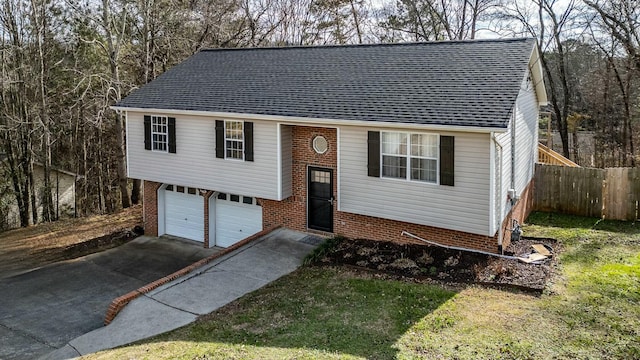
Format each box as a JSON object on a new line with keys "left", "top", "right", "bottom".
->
{"left": 308, "top": 167, "right": 333, "bottom": 232}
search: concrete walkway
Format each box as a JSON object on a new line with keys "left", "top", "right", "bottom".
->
{"left": 41, "top": 228, "right": 320, "bottom": 360}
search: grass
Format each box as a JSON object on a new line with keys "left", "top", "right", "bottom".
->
{"left": 86, "top": 211, "right": 639, "bottom": 359}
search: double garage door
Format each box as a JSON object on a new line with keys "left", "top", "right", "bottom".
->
{"left": 163, "top": 186, "right": 262, "bottom": 248}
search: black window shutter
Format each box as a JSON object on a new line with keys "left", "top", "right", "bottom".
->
{"left": 215, "top": 120, "right": 224, "bottom": 159}
{"left": 168, "top": 117, "right": 176, "bottom": 153}
{"left": 440, "top": 136, "right": 455, "bottom": 186}
{"left": 244, "top": 122, "right": 254, "bottom": 162}
{"left": 144, "top": 115, "right": 151, "bottom": 150}
{"left": 367, "top": 131, "right": 380, "bottom": 177}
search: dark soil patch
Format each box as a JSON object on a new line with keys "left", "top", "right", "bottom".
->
{"left": 312, "top": 236, "right": 559, "bottom": 292}
{"left": 58, "top": 227, "right": 143, "bottom": 259}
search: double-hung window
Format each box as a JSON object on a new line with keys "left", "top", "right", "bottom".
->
{"left": 381, "top": 132, "right": 438, "bottom": 183}
{"left": 215, "top": 120, "right": 253, "bottom": 161}
{"left": 224, "top": 120, "right": 244, "bottom": 160}
{"left": 151, "top": 116, "right": 168, "bottom": 152}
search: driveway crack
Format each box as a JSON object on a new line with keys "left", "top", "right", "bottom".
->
{"left": 0, "top": 320, "right": 56, "bottom": 349}
{"left": 142, "top": 294, "right": 200, "bottom": 316}
{"left": 67, "top": 342, "right": 82, "bottom": 356}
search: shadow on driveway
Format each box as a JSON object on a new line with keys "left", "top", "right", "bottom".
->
{"left": 0, "top": 236, "right": 218, "bottom": 360}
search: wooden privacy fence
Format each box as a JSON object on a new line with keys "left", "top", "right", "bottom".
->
{"left": 534, "top": 164, "right": 640, "bottom": 220}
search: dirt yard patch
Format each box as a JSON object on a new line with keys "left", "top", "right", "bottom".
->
{"left": 312, "top": 236, "right": 558, "bottom": 292}
{"left": 0, "top": 206, "right": 143, "bottom": 278}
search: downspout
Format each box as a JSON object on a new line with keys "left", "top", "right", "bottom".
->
{"left": 492, "top": 132, "right": 504, "bottom": 254}
{"left": 510, "top": 110, "right": 516, "bottom": 193}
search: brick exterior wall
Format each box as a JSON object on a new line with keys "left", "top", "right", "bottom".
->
{"left": 262, "top": 126, "right": 338, "bottom": 233}
{"left": 500, "top": 179, "right": 535, "bottom": 250}
{"left": 143, "top": 180, "right": 162, "bottom": 237}
{"left": 203, "top": 191, "right": 214, "bottom": 248}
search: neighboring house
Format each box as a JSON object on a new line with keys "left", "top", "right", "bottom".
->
{"left": 114, "top": 38, "right": 547, "bottom": 253}
{"left": 0, "top": 155, "right": 78, "bottom": 229}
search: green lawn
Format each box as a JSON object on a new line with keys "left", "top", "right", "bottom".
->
{"left": 86, "top": 212, "right": 640, "bottom": 360}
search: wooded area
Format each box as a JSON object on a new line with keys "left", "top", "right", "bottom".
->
{"left": 534, "top": 163, "right": 640, "bottom": 220}
{"left": 1, "top": 0, "right": 639, "bottom": 229}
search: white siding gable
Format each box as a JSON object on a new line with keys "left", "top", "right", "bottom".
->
{"left": 339, "top": 126, "right": 492, "bottom": 236}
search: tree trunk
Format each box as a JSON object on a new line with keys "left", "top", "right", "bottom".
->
{"left": 114, "top": 111, "right": 130, "bottom": 208}
{"left": 131, "top": 179, "right": 141, "bottom": 204}
{"left": 31, "top": 0, "right": 54, "bottom": 222}
{"left": 102, "top": 0, "right": 130, "bottom": 209}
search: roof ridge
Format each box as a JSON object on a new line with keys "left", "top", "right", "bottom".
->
{"left": 200, "top": 37, "right": 533, "bottom": 53}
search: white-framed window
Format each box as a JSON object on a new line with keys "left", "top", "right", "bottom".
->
{"left": 151, "top": 116, "right": 168, "bottom": 152}
{"left": 381, "top": 131, "right": 438, "bottom": 183}
{"left": 225, "top": 120, "right": 244, "bottom": 160}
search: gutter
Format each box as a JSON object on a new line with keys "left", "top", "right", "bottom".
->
{"left": 109, "top": 106, "right": 509, "bottom": 134}
{"left": 492, "top": 132, "right": 505, "bottom": 254}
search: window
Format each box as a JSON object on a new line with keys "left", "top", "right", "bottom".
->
{"left": 381, "top": 132, "right": 438, "bottom": 183}
{"left": 216, "top": 120, "right": 253, "bottom": 161}
{"left": 312, "top": 135, "right": 328, "bottom": 154}
{"left": 151, "top": 116, "right": 168, "bottom": 152}
{"left": 225, "top": 121, "right": 244, "bottom": 160}
{"left": 311, "top": 169, "right": 331, "bottom": 184}
{"left": 242, "top": 196, "right": 253, "bottom": 204}
{"left": 217, "top": 193, "right": 227, "bottom": 200}
{"left": 230, "top": 194, "right": 240, "bottom": 202}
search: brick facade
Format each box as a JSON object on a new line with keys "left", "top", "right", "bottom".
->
{"left": 144, "top": 125, "right": 536, "bottom": 254}
{"left": 203, "top": 191, "right": 214, "bottom": 248}
{"left": 499, "top": 179, "right": 535, "bottom": 250}
{"left": 142, "top": 180, "right": 162, "bottom": 237}
{"left": 262, "top": 126, "right": 338, "bottom": 234}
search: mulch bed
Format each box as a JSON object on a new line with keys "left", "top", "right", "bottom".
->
{"left": 313, "top": 236, "right": 559, "bottom": 292}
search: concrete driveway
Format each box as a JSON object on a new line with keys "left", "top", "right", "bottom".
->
{"left": 43, "top": 228, "right": 320, "bottom": 360}
{"left": 0, "top": 236, "right": 219, "bottom": 360}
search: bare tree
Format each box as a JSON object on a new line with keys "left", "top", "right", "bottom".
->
{"left": 585, "top": 10, "right": 638, "bottom": 166}
{"left": 1, "top": 0, "right": 37, "bottom": 226}
{"left": 495, "top": 0, "right": 582, "bottom": 158}
{"left": 584, "top": 0, "right": 640, "bottom": 72}
{"left": 381, "top": 0, "right": 496, "bottom": 41}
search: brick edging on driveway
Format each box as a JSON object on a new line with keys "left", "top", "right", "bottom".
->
{"left": 104, "top": 226, "right": 281, "bottom": 325}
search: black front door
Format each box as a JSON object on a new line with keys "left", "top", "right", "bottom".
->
{"left": 308, "top": 167, "right": 333, "bottom": 232}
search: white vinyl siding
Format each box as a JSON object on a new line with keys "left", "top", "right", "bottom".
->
{"left": 513, "top": 74, "right": 539, "bottom": 193}
{"left": 492, "top": 72, "right": 539, "bottom": 233}
{"left": 340, "top": 126, "right": 492, "bottom": 236}
{"left": 127, "top": 112, "right": 282, "bottom": 200}
{"left": 494, "top": 126, "right": 512, "bottom": 224}
{"left": 280, "top": 125, "right": 293, "bottom": 199}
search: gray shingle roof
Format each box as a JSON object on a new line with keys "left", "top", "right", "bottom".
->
{"left": 116, "top": 38, "right": 536, "bottom": 129}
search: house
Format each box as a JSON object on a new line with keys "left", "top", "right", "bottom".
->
{"left": 0, "top": 155, "right": 78, "bottom": 229}
{"left": 113, "top": 38, "right": 547, "bottom": 254}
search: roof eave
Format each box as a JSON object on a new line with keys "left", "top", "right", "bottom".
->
{"left": 111, "top": 106, "right": 508, "bottom": 133}
{"left": 529, "top": 43, "right": 549, "bottom": 106}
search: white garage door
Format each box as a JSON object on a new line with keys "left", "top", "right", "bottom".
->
{"left": 214, "top": 194, "right": 262, "bottom": 248}
{"left": 164, "top": 187, "right": 204, "bottom": 242}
